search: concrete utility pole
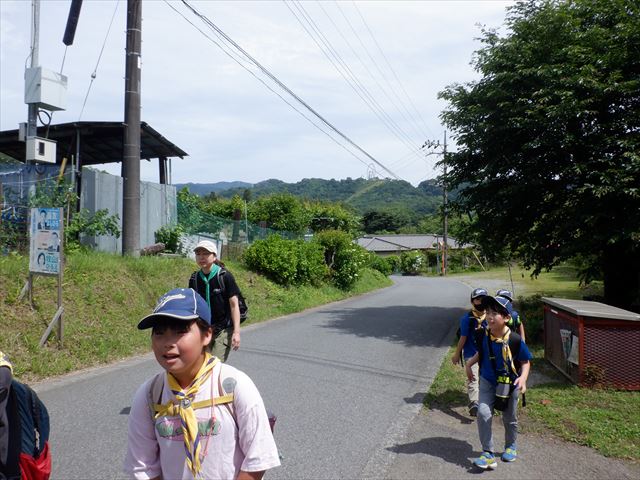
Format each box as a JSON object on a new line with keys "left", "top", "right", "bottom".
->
{"left": 26, "top": 0, "right": 41, "bottom": 159}
{"left": 122, "top": 0, "right": 141, "bottom": 256}
{"left": 442, "top": 131, "right": 448, "bottom": 276}
{"left": 421, "top": 131, "right": 449, "bottom": 276}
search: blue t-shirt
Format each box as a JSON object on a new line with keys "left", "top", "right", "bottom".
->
{"left": 459, "top": 311, "right": 486, "bottom": 359}
{"left": 478, "top": 332, "right": 533, "bottom": 384}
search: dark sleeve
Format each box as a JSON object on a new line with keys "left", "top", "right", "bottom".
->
{"left": 222, "top": 271, "right": 241, "bottom": 299}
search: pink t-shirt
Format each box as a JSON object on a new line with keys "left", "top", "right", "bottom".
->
{"left": 124, "top": 362, "right": 280, "bottom": 480}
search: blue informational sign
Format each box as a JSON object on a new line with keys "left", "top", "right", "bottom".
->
{"left": 29, "top": 207, "right": 63, "bottom": 275}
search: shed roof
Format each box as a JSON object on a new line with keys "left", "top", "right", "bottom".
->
{"left": 357, "top": 234, "right": 471, "bottom": 252}
{"left": 0, "top": 121, "right": 187, "bottom": 166}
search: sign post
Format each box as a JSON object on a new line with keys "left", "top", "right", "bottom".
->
{"left": 26, "top": 207, "right": 64, "bottom": 346}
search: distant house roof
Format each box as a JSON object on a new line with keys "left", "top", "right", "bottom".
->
{"left": 0, "top": 121, "right": 187, "bottom": 166}
{"left": 357, "top": 234, "right": 471, "bottom": 253}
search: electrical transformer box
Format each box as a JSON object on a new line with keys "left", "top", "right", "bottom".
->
{"left": 24, "top": 67, "right": 68, "bottom": 111}
{"left": 26, "top": 137, "right": 57, "bottom": 164}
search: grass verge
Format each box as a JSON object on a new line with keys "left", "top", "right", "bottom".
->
{"left": 0, "top": 251, "right": 391, "bottom": 382}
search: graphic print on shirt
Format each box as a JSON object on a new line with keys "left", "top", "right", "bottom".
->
{"left": 155, "top": 415, "right": 222, "bottom": 440}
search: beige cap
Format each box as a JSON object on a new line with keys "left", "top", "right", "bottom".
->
{"left": 194, "top": 240, "right": 218, "bottom": 255}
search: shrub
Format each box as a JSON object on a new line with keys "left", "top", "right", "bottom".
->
{"left": 243, "top": 235, "right": 326, "bottom": 286}
{"left": 517, "top": 294, "right": 544, "bottom": 344}
{"left": 399, "top": 250, "right": 424, "bottom": 275}
{"left": 155, "top": 224, "right": 184, "bottom": 254}
{"left": 314, "top": 230, "right": 369, "bottom": 289}
{"left": 367, "top": 253, "right": 392, "bottom": 276}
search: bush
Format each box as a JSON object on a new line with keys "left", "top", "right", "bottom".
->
{"left": 400, "top": 250, "right": 424, "bottom": 275}
{"left": 367, "top": 253, "right": 392, "bottom": 276}
{"left": 314, "top": 230, "right": 369, "bottom": 289}
{"left": 243, "top": 235, "right": 326, "bottom": 286}
{"left": 155, "top": 224, "right": 184, "bottom": 253}
{"left": 517, "top": 294, "right": 544, "bottom": 344}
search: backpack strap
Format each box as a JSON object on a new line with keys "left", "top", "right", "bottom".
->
{"left": 147, "top": 369, "right": 235, "bottom": 420}
{"left": 508, "top": 332, "right": 522, "bottom": 374}
{"left": 28, "top": 386, "right": 41, "bottom": 455}
{"left": 4, "top": 384, "right": 21, "bottom": 478}
{"left": 188, "top": 271, "right": 198, "bottom": 290}
{"left": 217, "top": 364, "right": 238, "bottom": 430}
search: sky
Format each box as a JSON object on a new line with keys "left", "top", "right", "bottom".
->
{"left": 0, "top": 0, "right": 513, "bottom": 187}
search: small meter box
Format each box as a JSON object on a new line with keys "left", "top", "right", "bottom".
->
{"left": 24, "top": 67, "right": 68, "bottom": 111}
{"left": 26, "top": 137, "right": 57, "bottom": 164}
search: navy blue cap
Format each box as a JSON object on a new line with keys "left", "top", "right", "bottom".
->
{"left": 496, "top": 289, "right": 514, "bottom": 302}
{"left": 138, "top": 288, "right": 211, "bottom": 329}
{"left": 482, "top": 295, "right": 514, "bottom": 317}
{"left": 471, "top": 288, "right": 488, "bottom": 300}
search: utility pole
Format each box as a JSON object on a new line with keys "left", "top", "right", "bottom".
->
{"left": 421, "top": 130, "right": 449, "bottom": 276}
{"left": 442, "top": 131, "right": 448, "bottom": 276}
{"left": 26, "top": 0, "right": 41, "bottom": 161}
{"left": 122, "top": 0, "right": 141, "bottom": 256}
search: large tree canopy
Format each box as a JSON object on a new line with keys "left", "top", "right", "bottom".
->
{"left": 439, "top": 0, "right": 640, "bottom": 310}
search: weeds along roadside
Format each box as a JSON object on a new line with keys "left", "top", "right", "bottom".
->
{"left": 0, "top": 251, "right": 391, "bottom": 382}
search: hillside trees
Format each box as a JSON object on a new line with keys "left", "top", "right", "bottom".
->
{"left": 439, "top": 0, "right": 640, "bottom": 309}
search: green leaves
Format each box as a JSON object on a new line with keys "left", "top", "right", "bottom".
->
{"left": 439, "top": 0, "right": 640, "bottom": 307}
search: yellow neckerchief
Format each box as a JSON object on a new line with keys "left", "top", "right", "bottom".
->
{"left": 165, "top": 354, "right": 218, "bottom": 477}
{"left": 471, "top": 307, "right": 486, "bottom": 328}
{"left": 0, "top": 351, "right": 12, "bottom": 373}
{"left": 488, "top": 327, "right": 518, "bottom": 376}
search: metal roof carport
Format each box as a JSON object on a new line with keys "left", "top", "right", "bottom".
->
{"left": 0, "top": 121, "right": 187, "bottom": 185}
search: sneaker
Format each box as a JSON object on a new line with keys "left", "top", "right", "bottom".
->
{"left": 502, "top": 446, "right": 517, "bottom": 462}
{"left": 468, "top": 402, "right": 478, "bottom": 417}
{"left": 473, "top": 451, "right": 497, "bottom": 470}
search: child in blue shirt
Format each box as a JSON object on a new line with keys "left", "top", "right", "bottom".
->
{"left": 452, "top": 288, "right": 488, "bottom": 416}
{"left": 465, "top": 295, "right": 532, "bottom": 470}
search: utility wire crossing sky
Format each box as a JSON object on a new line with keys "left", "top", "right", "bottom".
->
{"left": 0, "top": 0, "right": 512, "bottom": 186}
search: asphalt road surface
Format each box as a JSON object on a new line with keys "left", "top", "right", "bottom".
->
{"left": 35, "top": 275, "right": 468, "bottom": 479}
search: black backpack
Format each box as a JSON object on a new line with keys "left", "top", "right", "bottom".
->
{"left": 3, "top": 380, "right": 51, "bottom": 480}
{"left": 189, "top": 269, "right": 248, "bottom": 324}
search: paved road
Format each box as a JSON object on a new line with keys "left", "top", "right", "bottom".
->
{"left": 35, "top": 275, "right": 468, "bottom": 479}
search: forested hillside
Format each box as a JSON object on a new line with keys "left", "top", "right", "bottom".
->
{"left": 177, "top": 177, "right": 445, "bottom": 217}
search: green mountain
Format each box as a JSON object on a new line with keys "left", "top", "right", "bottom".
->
{"left": 208, "top": 177, "right": 444, "bottom": 217}
{"left": 174, "top": 181, "right": 252, "bottom": 196}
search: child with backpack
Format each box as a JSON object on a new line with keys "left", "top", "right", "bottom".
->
{"left": 451, "top": 288, "right": 488, "bottom": 416}
{"left": 464, "top": 295, "right": 532, "bottom": 470}
{"left": 189, "top": 240, "right": 242, "bottom": 362}
{"left": 0, "top": 351, "right": 51, "bottom": 480}
{"left": 124, "top": 288, "right": 280, "bottom": 479}
{"left": 496, "top": 289, "right": 526, "bottom": 342}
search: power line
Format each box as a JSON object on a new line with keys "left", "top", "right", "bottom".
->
{"left": 287, "top": 1, "right": 423, "bottom": 158}
{"left": 351, "top": 1, "right": 433, "bottom": 139}
{"left": 175, "top": 0, "right": 402, "bottom": 180}
{"left": 78, "top": 0, "right": 121, "bottom": 121}
{"left": 162, "top": 1, "right": 389, "bottom": 179}
{"left": 319, "top": 1, "right": 426, "bottom": 143}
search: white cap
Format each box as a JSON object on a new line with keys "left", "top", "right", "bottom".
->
{"left": 194, "top": 240, "right": 218, "bottom": 255}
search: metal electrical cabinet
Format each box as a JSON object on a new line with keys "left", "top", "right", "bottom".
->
{"left": 542, "top": 297, "right": 640, "bottom": 390}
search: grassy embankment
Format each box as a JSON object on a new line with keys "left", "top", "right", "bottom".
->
{"left": 0, "top": 251, "right": 391, "bottom": 382}
{"left": 425, "top": 265, "right": 639, "bottom": 462}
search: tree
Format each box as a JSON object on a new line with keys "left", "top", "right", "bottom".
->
{"left": 249, "top": 193, "right": 311, "bottom": 234}
{"left": 307, "top": 201, "right": 360, "bottom": 235}
{"left": 439, "top": 0, "right": 640, "bottom": 310}
{"left": 362, "top": 209, "right": 411, "bottom": 234}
